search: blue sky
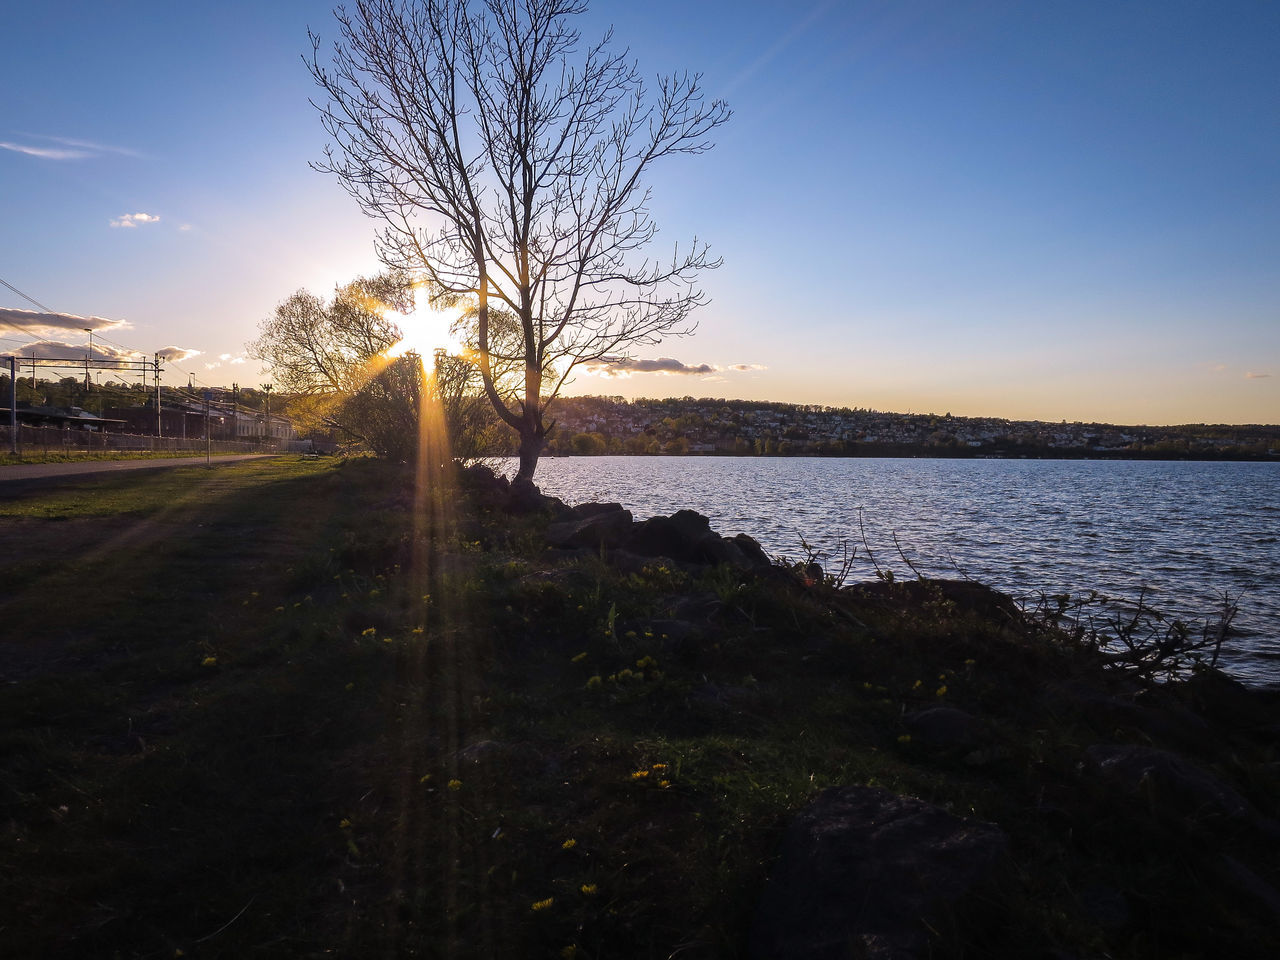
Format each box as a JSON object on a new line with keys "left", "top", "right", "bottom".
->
{"left": 2, "top": 0, "right": 1276, "bottom": 424}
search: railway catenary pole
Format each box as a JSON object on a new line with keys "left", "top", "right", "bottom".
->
{"left": 8, "top": 356, "right": 16, "bottom": 454}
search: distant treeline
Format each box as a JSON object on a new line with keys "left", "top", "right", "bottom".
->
{"left": 535, "top": 395, "right": 1279, "bottom": 461}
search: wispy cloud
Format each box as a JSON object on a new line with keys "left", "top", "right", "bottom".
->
{"left": 156, "top": 345, "right": 201, "bottom": 363}
{"left": 27, "top": 134, "right": 141, "bottom": 157}
{"left": 2, "top": 132, "right": 140, "bottom": 160}
{"left": 584, "top": 356, "right": 769, "bottom": 378}
{"left": 1245, "top": 371, "right": 1271, "bottom": 379}
{"left": 0, "top": 140, "right": 92, "bottom": 160}
{"left": 110, "top": 212, "right": 161, "bottom": 229}
{"left": 585, "top": 356, "right": 718, "bottom": 377}
{"left": 229, "top": 355, "right": 247, "bottom": 365}
{"left": 0, "top": 306, "right": 130, "bottom": 339}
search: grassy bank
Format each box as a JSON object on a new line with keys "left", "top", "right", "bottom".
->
{"left": 0, "top": 449, "right": 255, "bottom": 466}
{"left": 2, "top": 457, "right": 1276, "bottom": 958}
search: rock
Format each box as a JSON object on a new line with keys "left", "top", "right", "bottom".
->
{"left": 751, "top": 786, "right": 1009, "bottom": 960}
{"left": 699, "top": 534, "right": 754, "bottom": 571}
{"left": 507, "top": 477, "right": 564, "bottom": 515}
{"left": 1084, "top": 744, "right": 1253, "bottom": 825}
{"left": 800, "top": 561, "right": 824, "bottom": 585}
{"left": 906, "top": 707, "right": 983, "bottom": 752}
{"left": 570, "top": 501, "right": 627, "bottom": 519}
{"left": 1174, "top": 669, "right": 1280, "bottom": 739}
{"left": 1217, "top": 854, "right": 1280, "bottom": 923}
{"left": 846, "top": 579, "right": 1023, "bottom": 625}
{"left": 629, "top": 618, "right": 703, "bottom": 648}
{"left": 668, "top": 593, "right": 723, "bottom": 622}
{"left": 730, "top": 533, "right": 774, "bottom": 570}
{"left": 628, "top": 509, "right": 714, "bottom": 562}
{"left": 546, "top": 507, "right": 634, "bottom": 549}
{"left": 1077, "top": 884, "right": 1130, "bottom": 933}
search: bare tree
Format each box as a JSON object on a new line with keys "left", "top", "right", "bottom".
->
{"left": 308, "top": 0, "right": 730, "bottom": 480}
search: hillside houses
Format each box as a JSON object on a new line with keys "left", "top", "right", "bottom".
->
{"left": 544, "top": 396, "right": 1277, "bottom": 459}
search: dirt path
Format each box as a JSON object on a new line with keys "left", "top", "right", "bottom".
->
{"left": 0, "top": 453, "right": 280, "bottom": 487}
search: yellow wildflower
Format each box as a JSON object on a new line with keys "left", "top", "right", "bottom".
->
{"left": 201, "top": 656, "right": 217, "bottom": 667}
{"left": 361, "top": 627, "right": 377, "bottom": 637}
{"left": 630, "top": 769, "right": 650, "bottom": 780}
{"left": 339, "top": 818, "right": 352, "bottom": 829}
{"left": 531, "top": 897, "right": 554, "bottom": 912}
{"left": 447, "top": 779, "right": 462, "bottom": 791}
{"left": 571, "top": 651, "right": 588, "bottom": 663}
{"left": 585, "top": 675, "right": 603, "bottom": 689}
{"left": 580, "top": 884, "right": 597, "bottom": 896}
{"left": 936, "top": 685, "right": 947, "bottom": 698}
{"left": 897, "top": 734, "right": 912, "bottom": 745}
{"left": 561, "top": 838, "right": 576, "bottom": 850}
{"left": 651, "top": 763, "right": 668, "bottom": 772}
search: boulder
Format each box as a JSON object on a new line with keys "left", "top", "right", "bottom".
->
{"left": 1084, "top": 744, "right": 1253, "bottom": 825}
{"left": 906, "top": 706, "right": 984, "bottom": 753}
{"left": 628, "top": 509, "right": 715, "bottom": 562}
{"left": 570, "top": 501, "right": 627, "bottom": 519}
{"left": 545, "top": 507, "right": 634, "bottom": 549}
{"left": 730, "top": 533, "right": 774, "bottom": 570}
{"left": 751, "top": 786, "right": 1009, "bottom": 960}
{"left": 507, "top": 477, "right": 570, "bottom": 517}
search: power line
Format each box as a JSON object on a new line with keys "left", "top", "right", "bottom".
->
{"left": 0, "top": 276, "right": 57, "bottom": 314}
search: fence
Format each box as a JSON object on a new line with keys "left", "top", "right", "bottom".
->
{"left": 1, "top": 425, "right": 279, "bottom": 456}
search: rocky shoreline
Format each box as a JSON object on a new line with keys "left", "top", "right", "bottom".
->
{"left": 458, "top": 462, "right": 1280, "bottom": 959}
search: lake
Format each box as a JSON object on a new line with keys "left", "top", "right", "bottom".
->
{"left": 506, "top": 456, "right": 1280, "bottom": 687}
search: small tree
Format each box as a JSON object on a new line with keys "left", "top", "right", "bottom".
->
{"left": 250, "top": 274, "right": 496, "bottom": 459}
{"left": 309, "top": 0, "right": 729, "bottom": 480}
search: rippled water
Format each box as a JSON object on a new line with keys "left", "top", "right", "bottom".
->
{"left": 507, "top": 456, "right": 1280, "bottom": 686}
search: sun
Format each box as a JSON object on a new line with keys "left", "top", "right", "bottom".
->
{"left": 384, "top": 286, "right": 463, "bottom": 361}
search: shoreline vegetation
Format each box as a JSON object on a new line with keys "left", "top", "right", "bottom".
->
{"left": 2, "top": 456, "right": 1278, "bottom": 958}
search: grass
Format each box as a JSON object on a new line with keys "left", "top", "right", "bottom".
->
{"left": 1, "top": 457, "right": 1277, "bottom": 958}
{"left": 0, "top": 449, "right": 256, "bottom": 466}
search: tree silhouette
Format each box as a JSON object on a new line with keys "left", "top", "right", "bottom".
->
{"left": 308, "top": 0, "right": 729, "bottom": 480}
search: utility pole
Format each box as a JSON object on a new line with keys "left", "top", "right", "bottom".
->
{"left": 204, "top": 389, "right": 212, "bottom": 465}
{"left": 261, "top": 383, "right": 273, "bottom": 447}
{"left": 84, "top": 328, "right": 92, "bottom": 390}
{"left": 154, "top": 354, "right": 163, "bottom": 438}
{"left": 8, "top": 356, "right": 16, "bottom": 455}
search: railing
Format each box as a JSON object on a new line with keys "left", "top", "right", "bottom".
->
{"left": 1, "top": 426, "right": 276, "bottom": 456}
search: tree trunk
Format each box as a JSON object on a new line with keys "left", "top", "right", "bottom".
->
{"left": 515, "top": 427, "right": 545, "bottom": 483}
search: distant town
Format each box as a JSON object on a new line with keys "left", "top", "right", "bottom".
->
{"left": 3, "top": 372, "right": 1277, "bottom": 460}
{"left": 543, "top": 395, "right": 1280, "bottom": 460}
